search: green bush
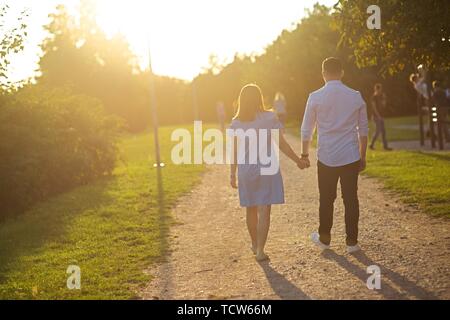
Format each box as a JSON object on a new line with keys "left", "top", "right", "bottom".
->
{"left": 0, "top": 86, "right": 122, "bottom": 219}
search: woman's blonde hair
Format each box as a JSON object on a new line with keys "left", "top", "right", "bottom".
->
{"left": 233, "top": 84, "right": 266, "bottom": 122}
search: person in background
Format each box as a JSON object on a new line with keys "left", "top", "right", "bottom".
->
{"left": 410, "top": 73, "right": 429, "bottom": 100}
{"left": 432, "top": 81, "right": 450, "bottom": 142}
{"left": 216, "top": 101, "right": 226, "bottom": 132}
{"left": 273, "top": 92, "right": 287, "bottom": 125}
{"left": 369, "top": 83, "right": 392, "bottom": 151}
{"left": 410, "top": 73, "right": 433, "bottom": 137}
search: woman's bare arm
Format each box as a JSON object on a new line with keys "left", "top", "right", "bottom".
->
{"left": 279, "top": 132, "right": 302, "bottom": 165}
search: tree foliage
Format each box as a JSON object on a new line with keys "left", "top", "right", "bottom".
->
{"left": 192, "top": 3, "right": 422, "bottom": 121}
{"left": 37, "top": 2, "right": 193, "bottom": 130}
{"left": 335, "top": 0, "right": 450, "bottom": 75}
{"left": 38, "top": 3, "right": 148, "bottom": 131}
{"left": 0, "top": 4, "right": 27, "bottom": 90}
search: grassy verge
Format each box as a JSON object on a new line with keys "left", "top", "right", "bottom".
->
{"left": 0, "top": 125, "right": 204, "bottom": 299}
{"left": 366, "top": 116, "right": 449, "bottom": 218}
{"left": 372, "top": 116, "right": 419, "bottom": 141}
{"left": 365, "top": 149, "right": 450, "bottom": 217}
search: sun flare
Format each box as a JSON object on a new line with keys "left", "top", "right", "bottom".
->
{"left": 92, "top": 0, "right": 335, "bottom": 80}
{"left": 4, "top": 0, "right": 337, "bottom": 83}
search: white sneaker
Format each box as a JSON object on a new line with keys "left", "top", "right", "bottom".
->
{"left": 311, "top": 231, "right": 330, "bottom": 250}
{"left": 346, "top": 244, "right": 361, "bottom": 254}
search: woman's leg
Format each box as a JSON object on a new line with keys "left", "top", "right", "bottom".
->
{"left": 246, "top": 207, "right": 258, "bottom": 253}
{"left": 256, "top": 205, "right": 271, "bottom": 260}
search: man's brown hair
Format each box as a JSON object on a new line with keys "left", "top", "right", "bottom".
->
{"left": 322, "top": 57, "right": 343, "bottom": 75}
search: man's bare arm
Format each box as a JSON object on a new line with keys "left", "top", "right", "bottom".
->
{"left": 300, "top": 140, "right": 311, "bottom": 168}
{"left": 279, "top": 133, "right": 302, "bottom": 164}
{"left": 301, "top": 140, "right": 311, "bottom": 157}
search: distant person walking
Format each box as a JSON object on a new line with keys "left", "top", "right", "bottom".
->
{"left": 432, "top": 81, "right": 450, "bottom": 142}
{"left": 273, "top": 92, "right": 287, "bottom": 125}
{"left": 369, "top": 83, "right": 392, "bottom": 151}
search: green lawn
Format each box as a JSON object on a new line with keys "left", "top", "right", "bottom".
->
{"left": 365, "top": 149, "right": 450, "bottom": 218}
{"left": 0, "top": 126, "right": 205, "bottom": 299}
{"left": 367, "top": 116, "right": 449, "bottom": 218}
{"left": 371, "top": 116, "right": 419, "bottom": 141}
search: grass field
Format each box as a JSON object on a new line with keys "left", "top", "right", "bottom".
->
{"left": 365, "top": 149, "right": 450, "bottom": 217}
{"left": 366, "top": 116, "right": 449, "bottom": 217}
{"left": 0, "top": 126, "right": 205, "bottom": 299}
{"left": 371, "top": 116, "right": 420, "bottom": 141}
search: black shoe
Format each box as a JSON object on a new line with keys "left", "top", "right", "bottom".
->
{"left": 369, "top": 145, "right": 375, "bottom": 150}
{"left": 384, "top": 147, "right": 393, "bottom": 151}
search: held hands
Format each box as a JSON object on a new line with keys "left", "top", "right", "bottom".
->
{"left": 297, "top": 157, "right": 311, "bottom": 170}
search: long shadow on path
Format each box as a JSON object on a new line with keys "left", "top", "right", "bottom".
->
{"left": 258, "top": 261, "right": 311, "bottom": 300}
{"left": 322, "top": 250, "right": 438, "bottom": 300}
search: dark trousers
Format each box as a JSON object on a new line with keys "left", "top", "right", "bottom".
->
{"left": 370, "top": 118, "right": 388, "bottom": 148}
{"left": 317, "top": 160, "right": 360, "bottom": 246}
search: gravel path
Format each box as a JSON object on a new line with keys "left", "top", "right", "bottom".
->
{"left": 389, "top": 140, "right": 450, "bottom": 151}
{"left": 141, "top": 134, "right": 450, "bottom": 300}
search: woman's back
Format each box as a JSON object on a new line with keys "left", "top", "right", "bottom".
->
{"left": 230, "top": 111, "right": 283, "bottom": 176}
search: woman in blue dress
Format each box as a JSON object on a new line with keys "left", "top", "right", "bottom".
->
{"left": 229, "top": 84, "right": 306, "bottom": 261}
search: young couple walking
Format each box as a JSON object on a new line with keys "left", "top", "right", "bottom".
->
{"left": 229, "top": 57, "right": 369, "bottom": 261}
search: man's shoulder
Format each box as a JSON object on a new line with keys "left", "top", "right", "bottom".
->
{"left": 309, "top": 86, "right": 326, "bottom": 98}
{"left": 340, "top": 84, "right": 362, "bottom": 96}
{"left": 309, "top": 83, "right": 363, "bottom": 101}
{"left": 341, "top": 85, "right": 365, "bottom": 104}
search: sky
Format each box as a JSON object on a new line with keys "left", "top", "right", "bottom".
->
{"left": 2, "top": 0, "right": 337, "bottom": 84}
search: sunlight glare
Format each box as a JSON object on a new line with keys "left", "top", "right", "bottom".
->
{"left": 95, "top": 0, "right": 223, "bottom": 79}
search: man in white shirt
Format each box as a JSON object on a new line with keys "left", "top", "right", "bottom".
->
{"left": 300, "top": 57, "right": 369, "bottom": 254}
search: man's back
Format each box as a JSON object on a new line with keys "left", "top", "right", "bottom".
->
{"left": 301, "top": 80, "right": 368, "bottom": 167}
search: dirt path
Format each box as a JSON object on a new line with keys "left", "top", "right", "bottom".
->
{"left": 389, "top": 140, "right": 450, "bottom": 151}
{"left": 141, "top": 135, "right": 450, "bottom": 300}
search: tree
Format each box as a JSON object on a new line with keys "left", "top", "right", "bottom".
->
{"left": 0, "top": 5, "right": 27, "bottom": 90}
{"left": 335, "top": 0, "right": 450, "bottom": 75}
{"left": 38, "top": 3, "right": 151, "bottom": 131}
{"left": 37, "top": 1, "right": 191, "bottom": 130}
{"left": 193, "top": 4, "right": 344, "bottom": 120}
{"left": 192, "top": 3, "right": 419, "bottom": 121}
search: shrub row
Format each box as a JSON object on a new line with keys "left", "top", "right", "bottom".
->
{"left": 0, "top": 86, "right": 122, "bottom": 219}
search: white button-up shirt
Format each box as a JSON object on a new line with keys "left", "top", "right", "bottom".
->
{"left": 301, "top": 80, "right": 369, "bottom": 167}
